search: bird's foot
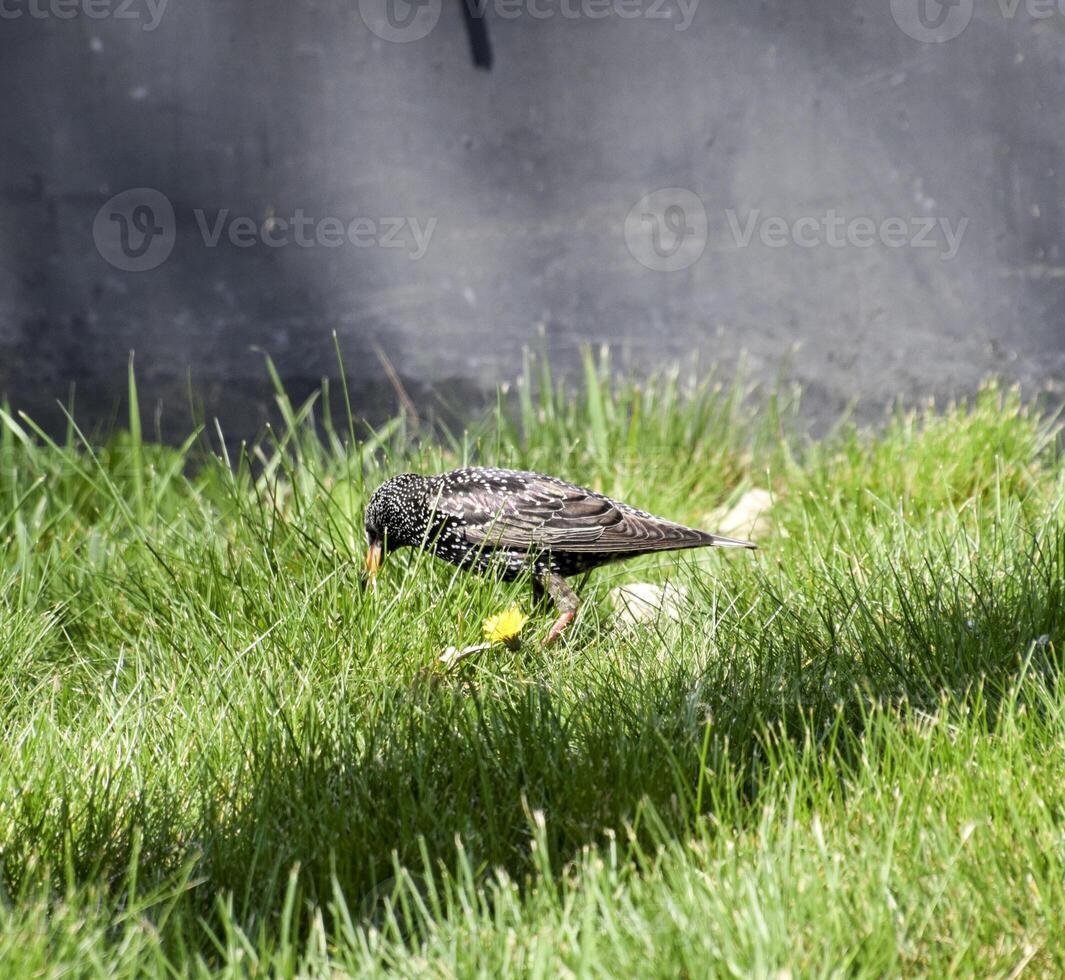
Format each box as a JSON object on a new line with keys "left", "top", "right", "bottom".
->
{"left": 536, "top": 571, "right": 579, "bottom": 647}
{"left": 543, "top": 610, "right": 575, "bottom": 647}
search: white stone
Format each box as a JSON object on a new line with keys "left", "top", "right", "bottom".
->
{"left": 705, "top": 487, "right": 773, "bottom": 541}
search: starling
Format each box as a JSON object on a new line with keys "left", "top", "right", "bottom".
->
{"left": 364, "top": 467, "right": 756, "bottom": 645}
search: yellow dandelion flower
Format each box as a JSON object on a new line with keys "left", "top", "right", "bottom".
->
{"left": 483, "top": 606, "right": 529, "bottom": 647}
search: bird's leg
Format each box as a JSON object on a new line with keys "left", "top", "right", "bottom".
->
{"left": 537, "top": 571, "right": 579, "bottom": 647}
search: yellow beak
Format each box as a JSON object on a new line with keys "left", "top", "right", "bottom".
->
{"left": 365, "top": 542, "right": 383, "bottom": 579}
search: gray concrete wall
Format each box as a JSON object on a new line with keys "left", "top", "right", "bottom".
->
{"left": 1, "top": 0, "right": 1063, "bottom": 439}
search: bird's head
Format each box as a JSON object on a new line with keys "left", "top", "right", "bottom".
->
{"left": 364, "top": 472, "right": 432, "bottom": 579}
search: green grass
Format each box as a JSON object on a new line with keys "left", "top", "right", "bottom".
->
{"left": 1, "top": 350, "right": 1063, "bottom": 977}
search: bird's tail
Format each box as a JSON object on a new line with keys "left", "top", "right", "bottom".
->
{"left": 703, "top": 531, "right": 757, "bottom": 549}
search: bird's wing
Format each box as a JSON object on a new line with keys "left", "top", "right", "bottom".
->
{"left": 432, "top": 471, "right": 721, "bottom": 554}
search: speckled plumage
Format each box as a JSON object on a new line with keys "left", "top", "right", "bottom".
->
{"left": 365, "top": 467, "right": 755, "bottom": 587}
